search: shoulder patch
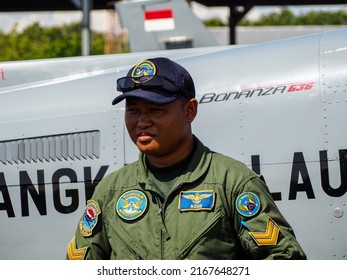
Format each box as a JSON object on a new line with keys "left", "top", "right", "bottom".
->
{"left": 236, "top": 192, "right": 261, "bottom": 217}
{"left": 179, "top": 190, "right": 215, "bottom": 211}
{"left": 116, "top": 190, "right": 148, "bottom": 221}
{"left": 79, "top": 199, "right": 101, "bottom": 237}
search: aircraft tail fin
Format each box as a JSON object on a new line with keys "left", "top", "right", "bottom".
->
{"left": 115, "top": 0, "right": 219, "bottom": 52}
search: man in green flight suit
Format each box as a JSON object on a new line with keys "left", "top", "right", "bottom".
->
{"left": 66, "top": 57, "right": 306, "bottom": 260}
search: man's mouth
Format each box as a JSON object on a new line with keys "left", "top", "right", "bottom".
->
{"left": 137, "top": 132, "right": 154, "bottom": 143}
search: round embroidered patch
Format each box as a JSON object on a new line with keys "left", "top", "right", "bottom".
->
{"left": 236, "top": 192, "right": 261, "bottom": 217}
{"left": 131, "top": 60, "right": 156, "bottom": 84}
{"left": 79, "top": 200, "right": 101, "bottom": 237}
{"left": 116, "top": 190, "right": 148, "bottom": 221}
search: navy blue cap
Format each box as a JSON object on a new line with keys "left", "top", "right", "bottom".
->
{"left": 112, "top": 57, "right": 195, "bottom": 105}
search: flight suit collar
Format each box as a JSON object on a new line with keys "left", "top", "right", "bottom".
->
{"left": 136, "top": 135, "right": 212, "bottom": 192}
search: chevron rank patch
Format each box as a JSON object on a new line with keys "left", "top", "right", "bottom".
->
{"left": 179, "top": 190, "right": 215, "bottom": 211}
{"left": 66, "top": 236, "right": 88, "bottom": 260}
{"left": 79, "top": 200, "right": 101, "bottom": 237}
{"left": 249, "top": 216, "right": 280, "bottom": 246}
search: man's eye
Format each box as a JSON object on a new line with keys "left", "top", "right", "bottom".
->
{"left": 150, "top": 107, "right": 162, "bottom": 112}
{"left": 126, "top": 107, "right": 137, "bottom": 113}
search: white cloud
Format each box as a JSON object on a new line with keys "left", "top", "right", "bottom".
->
{"left": 50, "top": 11, "right": 81, "bottom": 26}
{"left": 0, "top": 11, "right": 75, "bottom": 32}
{"left": 0, "top": 10, "right": 108, "bottom": 33}
{"left": 191, "top": 1, "right": 229, "bottom": 22}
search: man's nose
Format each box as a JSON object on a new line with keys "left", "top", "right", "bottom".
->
{"left": 137, "top": 111, "right": 152, "bottom": 127}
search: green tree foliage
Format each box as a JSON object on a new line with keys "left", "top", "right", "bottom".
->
{"left": 241, "top": 7, "right": 347, "bottom": 26}
{"left": 204, "top": 18, "right": 227, "bottom": 27}
{"left": 0, "top": 22, "right": 106, "bottom": 61}
{"left": 203, "top": 8, "right": 347, "bottom": 27}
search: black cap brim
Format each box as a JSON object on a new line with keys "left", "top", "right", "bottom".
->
{"left": 112, "top": 88, "right": 180, "bottom": 105}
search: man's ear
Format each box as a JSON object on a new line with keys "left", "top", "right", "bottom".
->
{"left": 185, "top": 98, "right": 198, "bottom": 123}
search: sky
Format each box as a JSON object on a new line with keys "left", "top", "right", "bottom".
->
{"left": 0, "top": 2, "right": 346, "bottom": 33}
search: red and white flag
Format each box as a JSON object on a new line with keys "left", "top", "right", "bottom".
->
{"left": 144, "top": 9, "right": 175, "bottom": 32}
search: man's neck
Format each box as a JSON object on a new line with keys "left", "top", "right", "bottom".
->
{"left": 146, "top": 136, "right": 195, "bottom": 168}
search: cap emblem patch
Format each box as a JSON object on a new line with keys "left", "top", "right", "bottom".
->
{"left": 236, "top": 192, "right": 261, "bottom": 217}
{"left": 131, "top": 60, "right": 156, "bottom": 83}
{"left": 116, "top": 190, "right": 148, "bottom": 221}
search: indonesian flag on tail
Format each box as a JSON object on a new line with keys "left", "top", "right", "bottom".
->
{"left": 144, "top": 9, "right": 175, "bottom": 32}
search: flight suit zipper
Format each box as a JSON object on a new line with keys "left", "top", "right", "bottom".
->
{"left": 161, "top": 182, "right": 184, "bottom": 216}
{"left": 153, "top": 193, "right": 171, "bottom": 259}
{"left": 154, "top": 194, "right": 165, "bottom": 217}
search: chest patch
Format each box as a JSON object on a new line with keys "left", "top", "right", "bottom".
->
{"left": 116, "top": 190, "right": 148, "bottom": 221}
{"left": 179, "top": 190, "right": 215, "bottom": 211}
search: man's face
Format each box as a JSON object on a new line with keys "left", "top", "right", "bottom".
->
{"left": 125, "top": 97, "right": 195, "bottom": 164}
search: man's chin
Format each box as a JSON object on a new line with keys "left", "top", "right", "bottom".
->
{"left": 136, "top": 143, "right": 158, "bottom": 154}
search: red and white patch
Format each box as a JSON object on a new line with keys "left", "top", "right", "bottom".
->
{"left": 144, "top": 9, "right": 175, "bottom": 32}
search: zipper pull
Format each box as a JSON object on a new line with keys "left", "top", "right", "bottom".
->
{"left": 157, "top": 204, "right": 164, "bottom": 215}
{"left": 154, "top": 194, "right": 164, "bottom": 215}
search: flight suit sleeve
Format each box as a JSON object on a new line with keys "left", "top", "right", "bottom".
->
{"left": 232, "top": 176, "right": 307, "bottom": 260}
{"left": 66, "top": 185, "right": 111, "bottom": 260}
